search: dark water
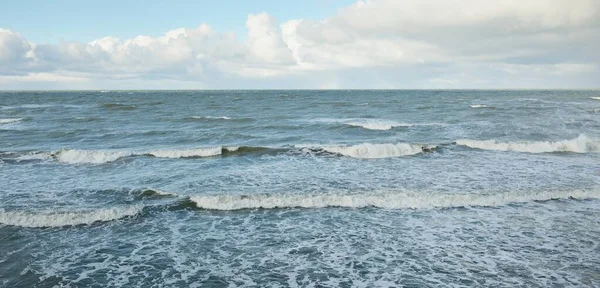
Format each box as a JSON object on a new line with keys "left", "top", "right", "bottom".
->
{"left": 1, "top": 90, "right": 599, "bottom": 287}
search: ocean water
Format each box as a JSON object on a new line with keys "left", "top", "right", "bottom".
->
{"left": 1, "top": 90, "right": 599, "bottom": 287}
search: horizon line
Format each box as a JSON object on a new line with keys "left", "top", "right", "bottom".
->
{"left": 1, "top": 88, "right": 599, "bottom": 92}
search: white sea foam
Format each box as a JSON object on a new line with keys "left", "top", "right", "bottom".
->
{"left": 189, "top": 116, "right": 232, "bottom": 120}
{"left": 313, "top": 118, "right": 414, "bottom": 130}
{"left": 224, "top": 146, "right": 240, "bottom": 152}
{"left": 190, "top": 189, "right": 600, "bottom": 210}
{"left": 456, "top": 134, "right": 600, "bottom": 154}
{"left": 53, "top": 149, "right": 133, "bottom": 164}
{"left": 346, "top": 119, "right": 413, "bottom": 130}
{"left": 147, "top": 147, "right": 222, "bottom": 158}
{"left": 470, "top": 104, "right": 489, "bottom": 108}
{"left": 0, "top": 206, "right": 142, "bottom": 228}
{"left": 50, "top": 146, "right": 229, "bottom": 164}
{"left": 0, "top": 118, "right": 22, "bottom": 124}
{"left": 321, "top": 143, "right": 432, "bottom": 158}
{"left": 153, "top": 189, "right": 176, "bottom": 196}
{"left": 590, "top": 97, "right": 600, "bottom": 100}
{"left": 16, "top": 152, "right": 53, "bottom": 161}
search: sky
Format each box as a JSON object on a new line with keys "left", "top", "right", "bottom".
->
{"left": 0, "top": 0, "right": 599, "bottom": 90}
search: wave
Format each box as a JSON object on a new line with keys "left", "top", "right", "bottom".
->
{"left": 456, "top": 135, "right": 600, "bottom": 154}
{"left": 53, "top": 149, "right": 133, "bottom": 164}
{"left": 470, "top": 104, "right": 492, "bottom": 108}
{"left": 133, "top": 189, "right": 177, "bottom": 199}
{"left": 15, "top": 152, "right": 53, "bottom": 161}
{"left": 183, "top": 116, "right": 254, "bottom": 122}
{"left": 46, "top": 146, "right": 271, "bottom": 164}
{"left": 319, "top": 143, "right": 436, "bottom": 158}
{"left": 187, "top": 116, "right": 232, "bottom": 120}
{"left": 312, "top": 118, "right": 414, "bottom": 131}
{"left": 0, "top": 118, "right": 22, "bottom": 124}
{"left": 3, "top": 142, "right": 437, "bottom": 164}
{"left": 0, "top": 104, "right": 85, "bottom": 110}
{"left": 0, "top": 206, "right": 142, "bottom": 228}
{"left": 101, "top": 103, "right": 136, "bottom": 110}
{"left": 147, "top": 147, "right": 223, "bottom": 158}
{"left": 345, "top": 119, "right": 413, "bottom": 130}
{"left": 189, "top": 189, "right": 600, "bottom": 210}
{"left": 590, "top": 97, "right": 600, "bottom": 100}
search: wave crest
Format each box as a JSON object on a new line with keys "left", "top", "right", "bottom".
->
{"left": 456, "top": 135, "right": 600, "bottom": 153}
{"left": 470, "top": 104, "right": 493, "bottom": 109}
{"left": 0, "top": 118, "right": 22, "bottom": 124}
{"left": 133, "top": 189, "right": 177, "bottom": 199}
{"left": 346, "top": 119, "right": 413, "bottom": 130}
{"left": 53, "top": 149, "right": 133, "bottom": 164}
{"left": 147, "top": 147, "right": 223, "bottom": 158}
{"left": 48, "top": 146, "right": 260, "bottom": 164}
{"left": 0, "top": 206, "right": 142, "bottom": 228}
{"left": 321, "top": 143, "right": 434, "bottom": 158}
{"left": 190, "top": 189, "right": 600, "bottom": 210}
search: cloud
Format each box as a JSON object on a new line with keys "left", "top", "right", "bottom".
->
{"left": 0, "top": 0, "right": 599, "bottom": 88}
{"left": 0, "top": 29, "right": 34, "bottom": 74}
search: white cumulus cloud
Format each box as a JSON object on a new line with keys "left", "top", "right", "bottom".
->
{"left": 0, "top": 0, "right": 599, "bottom": 88}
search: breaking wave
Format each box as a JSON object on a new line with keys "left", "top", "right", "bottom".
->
{"left": 133, "top": 189, "right": 177, "bottom": 199}
{"left": 147, "top": 147, "right": 223, "bottom": 158}
{"left": 345, "top": 119, "right": 413, "bottom": 130}
{"left": 189, "top": 189, "right": 600, "bottom": 210}
{"left": 2, "top": 142, "right": 439, "bottom": 164}
{"left": 0, "top": 206, "right": 142, "bottom": 228}
{"left": 456, "top": 135, "right": 600, "bottom": 154}
{"left": 45, "top": 146, "right": 272, "bottom": 164}
{"left": 0, "top": 118, "right": 22, "bottom": 124}
{"left": 183, "top": 116, "right": 254, "bottom": 122}
{"left": 53, "top": 149, "right": 133, "bottom": 164}
{"left": 590, "top": 97, "right": 600, "bottom": 100}
{"left": 320, "top": 143, "right": 436, "bottom": 158}
{"left": 470, "top": 104, "right": 492, "bottom": 109}
{"left": 187, "top": 116, "right": 232, "bottom": 120}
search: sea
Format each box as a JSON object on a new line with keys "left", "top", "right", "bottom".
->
{"left": 0, "top": 90, "right": 599, "bottom": 287}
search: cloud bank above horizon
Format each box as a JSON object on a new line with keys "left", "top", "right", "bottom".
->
{"left": 1, "top": 0, "right": 599, "bottom": 89}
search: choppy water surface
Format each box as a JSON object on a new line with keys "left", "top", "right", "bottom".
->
{"left": 1, "top": 90, "right": 599, "bottom": 287}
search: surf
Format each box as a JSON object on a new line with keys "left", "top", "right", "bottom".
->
{"left": 456, "top": 134, "right": 600, "bottom": 154}
{"left": 189, "top": 189, "right": 600, "bottom": 211}
{"left": 0, "top": 206, "right": 142, "bottom": 228}
{"left": 318, "top": 143, "right": 436, "bottom": 158}
{"left": 0, "top": 118, "right": 22, "bottom": 124}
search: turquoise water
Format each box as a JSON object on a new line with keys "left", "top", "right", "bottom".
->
{"left": 1, "top": 90, "right": 599, "bottom": 287}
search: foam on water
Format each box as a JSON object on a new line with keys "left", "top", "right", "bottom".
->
{"left": 204, "top": 116, "right": 232, "bottom": 120}
{"left": 0, "top": 118, "right": 22, "bottom": 124}
{"left": 470, "top": 104, "right": 492, "bottom": 108}
{"left": 311, "top": 118, "right": 415, "bottom": 130}
{"left": 53, "top": 149, "right": 133, "bottom": 164}
{"left": 190, "top": 189, "right": 600, "bottom": 210}
{"left": 3, "top": 145, "right": 271, "bottom": 165}
{"left": 15, "top": 152, "right": 53, "bottom": 161}
{"left": 345, "top": 119, "right": 413, "bottom": 130}
{"left": 0, "top": 206, "right": 142, "bottom": 228}
{"left": 321, "top": 143, "right": 432, "bottom": 158}
{"left": 590, "top": 97, "right": 600, "bottom": 100}
{"left": 456, "top": 134, "right": 600, "bottom": 153}
{"left": 186, "top": 116, "right": 233, "bottom": 120}
{"left": 49, "top": 146, "right": 243, "bottom": 164}
{"left": 147, "top": 147, "right": 223, "bottom": 158}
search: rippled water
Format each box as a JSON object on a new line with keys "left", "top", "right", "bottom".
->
{"left": 1, "top": 90, "right": 599, "bottom": 287}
